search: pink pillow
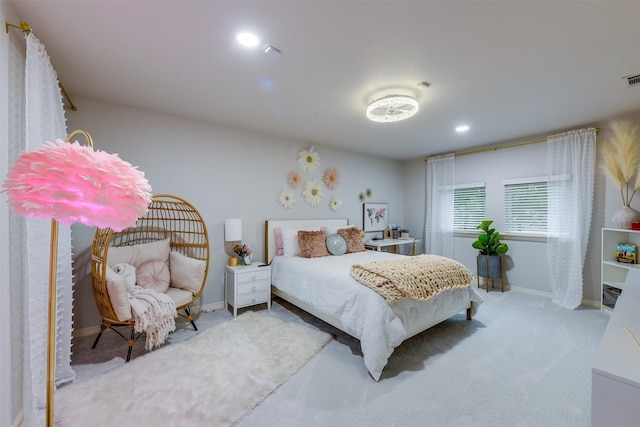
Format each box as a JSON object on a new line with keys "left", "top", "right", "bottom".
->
{"left": 274, "top": 227, "right": 284, "bottom": 256}
{"left": 136, "top": 259, "right": 170, "bottom": 293}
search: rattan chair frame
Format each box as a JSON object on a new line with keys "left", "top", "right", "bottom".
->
{"left": 90, "top": 194, "right": 210, "bottom": 360}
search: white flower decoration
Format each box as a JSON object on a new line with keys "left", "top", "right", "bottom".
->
{"left": 328, "top": 196, "right": 342, "bottom": 212}
{"left": 297, "top": 146, "right": 320, "bottom": 172}
{"left": 302, "top": 179, "right": 324, "bottom": 208}
{"left": 277, "top": 190, "right": 295, "bottom": 209}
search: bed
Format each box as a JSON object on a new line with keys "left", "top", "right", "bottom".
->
{"left": 265, "top": 219, "right": 483, "bottom": 380}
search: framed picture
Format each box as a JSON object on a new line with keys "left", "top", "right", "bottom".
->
{"left": 363, "top": 203, "right": 389, "bottom": 232}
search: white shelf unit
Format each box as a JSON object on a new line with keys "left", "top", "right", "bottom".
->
{"left": 601, "top": 228, "right": 640, "bottom": 311}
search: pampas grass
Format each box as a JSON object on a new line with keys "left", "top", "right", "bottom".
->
{"left": 600, "top": 120, "right": 640, "bottom": 205}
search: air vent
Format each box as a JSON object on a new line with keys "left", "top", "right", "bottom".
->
{"left": 624, "top": 74, "right": 640, "bottom": 87}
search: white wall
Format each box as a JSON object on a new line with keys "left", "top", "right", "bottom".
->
{"left": 403, "top": 111, "right": 640, "bottom": 304}
{"left": 66, "top": 97, "right": 405, "bottom": 331}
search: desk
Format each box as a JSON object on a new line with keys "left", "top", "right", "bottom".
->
{"left": 364, "top": 238, "right": 419, "bottom": 255}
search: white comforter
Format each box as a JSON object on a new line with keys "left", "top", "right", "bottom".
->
{"left": 271, "top": 251, "right": 483, "bottom": 380}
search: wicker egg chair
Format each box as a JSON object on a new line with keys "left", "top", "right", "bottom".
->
{"left": 90, "top": 194, "right": 210, "bottom": 361}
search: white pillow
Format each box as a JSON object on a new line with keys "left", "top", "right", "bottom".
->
{"left": 107, "top": 238, "right": 171, "bottom": 268}
{"left": 169, "top": 251, "right": 206, "bottom": 296}
{"left": 281, "top": 227, "right": 320, "bottom": 257}
{"left": 323, "top": 224, "right": 355, "bottom": 236}
{"left": 105, "top": 267, "right": 132, "bottom": 321}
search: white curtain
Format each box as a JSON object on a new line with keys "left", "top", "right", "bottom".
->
{"left": 547, "top": 128, "right": 596, "bottom": 309}
{"left": 425, "top": 154, "right": 455, "bottom": 258}
{"left": 23, "top": 32, "right": 74, "bottom": 427}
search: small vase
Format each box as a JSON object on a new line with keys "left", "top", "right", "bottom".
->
{"left": 238, "top": 256, "right": 246, "bottom": 266}
{"left": 612, "top": 205, "right": 640, "bottom": 229}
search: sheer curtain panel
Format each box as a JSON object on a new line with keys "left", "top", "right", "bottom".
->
{"left": 23, "top": 32, "right": 73, "bottom": 427}
{"left": 547, "top": 128, "right": 596, "bottom": 309}
{"left": 425, "top": 154, "right": 455, "bottom": 258}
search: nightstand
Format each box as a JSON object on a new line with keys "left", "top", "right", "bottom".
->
{"left": 225, "top": 263, "right": 271, "bottom": 318}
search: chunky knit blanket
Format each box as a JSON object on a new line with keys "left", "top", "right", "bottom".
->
{"left": 350, "top": 254, "right": 474, "bottom": 304}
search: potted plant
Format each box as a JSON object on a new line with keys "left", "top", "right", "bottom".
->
{"left": 472, "top": 220, "right": 508, "bottom": 280}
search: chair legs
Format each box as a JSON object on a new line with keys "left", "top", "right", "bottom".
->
{"left": 91, "top": 321, "right": 141, "bottom": 362}
{"left": 182, "top": 306, "right": 198, "bottom": 331}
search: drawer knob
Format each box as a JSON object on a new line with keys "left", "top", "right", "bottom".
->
{"left": 251, "top": 298, "right": 256, "bottom": 303}
{"left": 251, "top": 274, "right": 256, "bottom": 280}
{"left": 252, "top": 286, "right": 256, "bottom": 292}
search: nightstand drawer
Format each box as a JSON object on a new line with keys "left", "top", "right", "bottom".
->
{"left": 237, "top": 280, "right": 270, "bottom": 295}
{"left": 237, "top": 269, "right": 270, "bottom": 284}
{"left": 237, "top": 290, "right": 269, "bottom": 307}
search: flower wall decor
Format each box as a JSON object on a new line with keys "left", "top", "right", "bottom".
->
{"left": 277, "top": 189, "right": 295, "bottom": 209}
{"left": 302, "top": 179, "right": 324, "bottom": 207}
{"left": 322, "top": 168, "right": 340, "bottom": 189}
{"left": 297, "top": 146, "right": 320, "bottom": 172}
{"left": 329, "top": 196, "right": 342, "bottom": 212}
{"left": 287, "top": 171, "right": 302, "bottom": 189}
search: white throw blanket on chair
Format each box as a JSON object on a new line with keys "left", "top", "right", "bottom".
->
{"left": 112, "top": 263, "right": 177, "bottom": 350}
{"left": 129, "top": 286, "right": 177, "bottom": 350}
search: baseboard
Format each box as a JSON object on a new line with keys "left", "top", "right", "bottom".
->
{"left": 509, "top": 285, "right": 600, "bottom": 309}
{"left": 13, "top": 408, "right": 23, "bottom": 427}
{"left": 73, "top": 300, "right": 226, "bottom": 338}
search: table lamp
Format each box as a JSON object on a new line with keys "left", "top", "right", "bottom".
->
{"left": 225, "top": 218, "right": 242, "bottom": 266}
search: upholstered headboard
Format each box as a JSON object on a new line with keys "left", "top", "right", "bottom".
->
{"left": 264, "top": 218, "right": 349, "bottom": 263}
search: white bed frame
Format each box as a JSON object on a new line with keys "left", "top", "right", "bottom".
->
{"left": 264, "top": 219, "right": 473, "bottom": 342}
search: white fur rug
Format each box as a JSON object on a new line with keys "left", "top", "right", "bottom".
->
{"left": 55, "top": 311, "right": 331, "bottom": 426}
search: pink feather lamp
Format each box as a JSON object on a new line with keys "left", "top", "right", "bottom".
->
{"left": 2, "top": 130, "right": 152, "bottom": 427}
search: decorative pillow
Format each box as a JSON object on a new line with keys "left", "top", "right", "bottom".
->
{"left": 136, "top": 260, "right": 171, "bottom": 293}
{"left": 111, "top": 262, "right": 137, "bottom": 293}
{"left": 325, "top": 233, "right": 347, "bottom": 255}
{"left": 107, "top": 238, "right": 171, "bottom": 268}
{"left": 281, "top": 227, "right": 320, "bottom": 257}
{"left": 170, "top": 251, "right": 206, "bottom": 296}
{"left": 298, "top": 230, "right": 329, "bottom": 258}
{"left": 337, "top": 227, "right": 366, "bottom": 253}
{"left": 274, "top": 227, "right": 284, "bottom": 256}
{"left": 105, "top": 267, "right": 132, "bottom": 321}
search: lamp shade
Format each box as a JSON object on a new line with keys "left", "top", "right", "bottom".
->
{"left": 225, "top": 218, "right": 242, "bottom": 241}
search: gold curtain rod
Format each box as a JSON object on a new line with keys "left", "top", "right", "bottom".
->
{"left": 5, "top": 21, "right": 77, "bottom": 112}
{"left": 425, "top": 127, "right": 599, "bottom": 160}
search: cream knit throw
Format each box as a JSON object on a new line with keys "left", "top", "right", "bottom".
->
{"left": 129, "top": 286, "right": 177, "bottom": 350}
{"left": 351, "top": 255, "right": 474, "bottom": 304}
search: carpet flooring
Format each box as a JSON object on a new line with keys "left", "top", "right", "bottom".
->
{"left": 68, "top": 290, "right": 609, "bottom": 427}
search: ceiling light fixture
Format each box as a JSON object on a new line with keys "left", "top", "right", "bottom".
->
{"left": 236, "top": 32, "right": 259, "bottom": 47}
{"left": 366, "top": 95, "right": 419, "bottom": 123}
{"left": 456, "top": 125, "right": 470, "bottom": 133}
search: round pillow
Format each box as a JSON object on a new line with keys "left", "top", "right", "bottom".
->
{"left": 326, "top": 233, "right": 347, "bottom": 255}
{"left": 135, "top": 259, "right": 170, "bottom": 293}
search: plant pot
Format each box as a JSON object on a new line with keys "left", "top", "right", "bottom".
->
{"left": 477, "top": 254, "right": 503, "bottom": 279}
{"left": 612, "top": 205, "right": 640, "bottom": 230}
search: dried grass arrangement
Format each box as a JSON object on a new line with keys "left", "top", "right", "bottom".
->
{"left": 600, "top": 120, "right": 640, "bottom": 206}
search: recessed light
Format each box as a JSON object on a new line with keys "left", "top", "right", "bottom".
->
{"left": 456, "top": 125, "right": 470, "bottom": 133}
{"left": 236, "top": 32, "right": 259, "bottom": 47}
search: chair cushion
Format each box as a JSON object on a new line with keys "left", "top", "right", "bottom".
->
{"left": 107, "top": 238, "right": 171, "bottom": 268}
{"left": 169, "top": 251, "right": 206, "bottom": 296}
{"left": 165, "top": 286, "right": 195, "bottom": 308}
{"left": 105, "top": 267, "right": 132, "bottom": 321}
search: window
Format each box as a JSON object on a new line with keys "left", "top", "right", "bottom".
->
{"left": 504, "top": 177, "right": 548, "bottom": 234}
{"left": 453, "top": 183, "right": 486, "bottom": 231}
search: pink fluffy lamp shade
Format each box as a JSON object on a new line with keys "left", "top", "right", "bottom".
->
{"left": 3, "top": 138, "right": 152, "bottom": 231}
